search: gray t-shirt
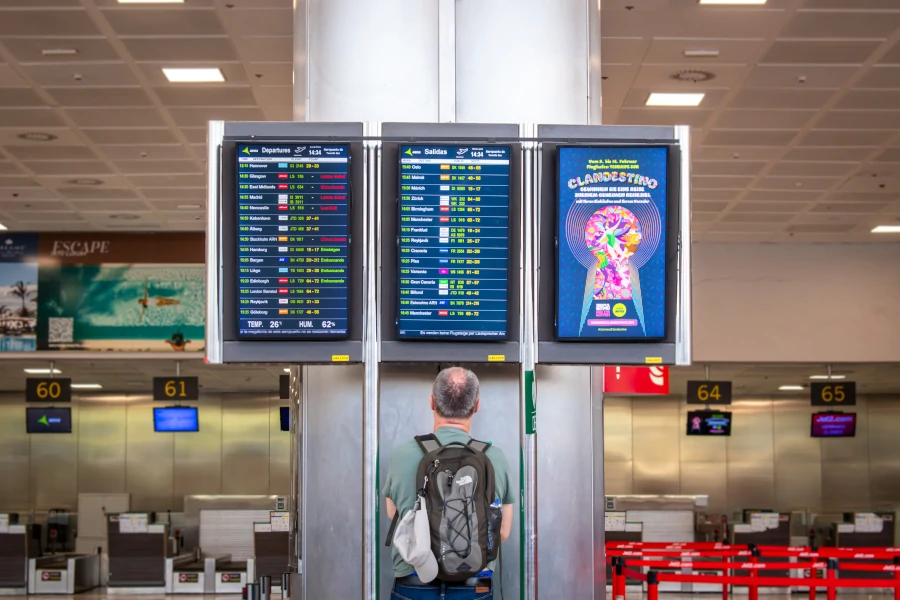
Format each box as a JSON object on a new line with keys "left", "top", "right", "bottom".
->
{"left": 382, "top": 426, "right": 515, "bottom": 578}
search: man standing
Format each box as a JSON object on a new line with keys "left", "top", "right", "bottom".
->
{"left": 383, "top": 367, "right": 514, "bottom": 599}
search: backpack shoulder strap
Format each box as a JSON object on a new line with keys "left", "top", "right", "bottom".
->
{"left": 467, "top": 438, "right": 491, "bottom": 454}
{"left": 415, "top": 434, "right": 442, "bottom": 454}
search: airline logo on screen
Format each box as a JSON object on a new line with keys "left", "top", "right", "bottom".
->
{"left": 603, "top": 366, "right": 669, "bottom": 395}
{"left": 36, "top": 414, "right": 62, "bottom": 427}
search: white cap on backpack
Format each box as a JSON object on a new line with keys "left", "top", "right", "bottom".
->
{"left": 393, "top": 495, "right": 439, "bottom": 583}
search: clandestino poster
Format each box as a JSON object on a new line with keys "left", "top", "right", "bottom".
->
{"left": 556, "top": 146, "right": 668, "bottom": 340}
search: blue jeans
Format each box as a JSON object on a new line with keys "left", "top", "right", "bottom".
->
{"left": 391, "top": 580, "right": 492, "bottom": 600}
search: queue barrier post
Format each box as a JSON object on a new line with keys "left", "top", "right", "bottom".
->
{"left": 722, "top": 558, "right": 730, "bottom": 600}
{"left": 749, "top": 546, "right": 760, "bottom": 600}
{"left": 894, "top": 557, "right": 900, "bottom": 600}
{"left": 647, "top": 570, "right": 659, "bottom": 600}
{"left": 826, "top": 558, "right": 837, "bottom": 600}
{"left": 616, "top": 559, "right": 626, "bottom": 600}
{"left": 610, "top": 557, "right": 619, "bottom": 599}
{"left": 809, "top": 562, "right": 818, "bottom": 600}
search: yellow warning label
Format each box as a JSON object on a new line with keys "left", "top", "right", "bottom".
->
{"left": 487, "top": 355, "right": 506, "bottom": 362}
{"left": 645, "top": 357, "right": 663, "bottom": 364}
{"left": 331, "top": 355, "right": 350, "bottom": 362}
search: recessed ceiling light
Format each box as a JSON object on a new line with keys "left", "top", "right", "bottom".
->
{"left": 68, "top": 178, "right": 103, "bottom": 186}
{"left": 671, "top": 70, "right": 715, "bottom": 83}
{"left": 41, "top": 48, "right": 77, "bottom": 56}
{"left": 0, "top": 224, "right": 7, "bottom": 232}
{"left": 24, "top": 368, "right": 62, "bottom": 374}
{"left": 699, "top": 0, "right": 767, "bottom": 4}
{"left": 72, "top": 383, "right": 103, "bottom": 389}
{"left": 163, "top": 68, "right": 224, "bottom": 83}
{"left": 17, "top": 132, "right": 57, "bottom": 142}
{"left": 283, "top": 368, "right": 291, "bottom": 373}
{"left": 684, "top": 49, "right": 720, "bottom": 58}
{"left": 779, "top": 385, "right": 804, "bottom": 391}
{"left": 810, "top": 375, "right": 846, "bottom": 380}
{"left": 872, "top": 225, "right": 900, "bottom": 233}
{"left": 646, "top": 93, "right": 705, "bottom": 107}
{"left": 177, "top": 204, "right": 202, "bottom": 210}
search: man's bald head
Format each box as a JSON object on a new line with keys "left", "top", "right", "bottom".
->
{"left": 432, "top": 367, "right": 480, "bottom": 419}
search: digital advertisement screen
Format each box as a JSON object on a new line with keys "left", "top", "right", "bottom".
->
{"left": 280, "top": 406, "right": 290, "bottom": 432}
{"left": 686, "top": 411, "right": 732, "bottom": 436}
{"left": 237, "top": 143, "right": 350, "bottom": 339}
{"left": 811, "top": 412, "right": 856, "bottom": 438}
{"left": 153, "top": 406, "right": 199, "bottom": 432}
{"left": 26, "top": 407, "right": 72, "bottom": 434}
{"left": 556, "top": 146, "right": 669, "bottom": 340}
{"left": 397, "top": 145, "right": 510, "bottom": 340}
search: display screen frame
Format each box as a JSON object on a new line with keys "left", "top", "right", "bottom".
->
{"left": 280, "top": 406, "right": 290, "bottom": 432}
{"left": 218, "top": 123, "right": 366, "bottom": 364}
{"left": 153, "top": 406, "right": 200, "bottom": 433}
{"left": 395, "top": 143, "right": 513, "bottom": 342}
{"left": 534, "top": 126, "right": 685, "bottom": 366}
{"left": 234, "top": 142, "right": 352, "bottom": 341}
{"left": 26, "top": 407, "right": 72, "bottom": 434}
{"left": 554, "top": 144, "right": 679, "bottom": 342}
{"left": 686, "top": 410, "right": 732, "bottom": 436}
{"left": 378, "top": 123, "right": 522, "bottom": 364}
{"left": 811, "top": 411, "right": 857, "bottom": 438}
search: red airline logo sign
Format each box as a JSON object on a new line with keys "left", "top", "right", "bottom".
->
{"left": 603, "top": 366, "right": 669, "bottom": 395}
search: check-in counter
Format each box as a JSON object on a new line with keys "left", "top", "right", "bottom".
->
{"left": 106, "top": 515, "right": 167, "bottom": 594}
{"left": 0, "top": 524, "right": 38, "bottom": 594}
{"left": 211, "top": 556, "right": 248, "bottom": 594}
{"left": 27, "top": 554, "right": 100, "bottom": 594}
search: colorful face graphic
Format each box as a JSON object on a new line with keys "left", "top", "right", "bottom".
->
{"left": 584, "top": 206, "right": 642, "bottom": 300}
{"left": 691, "top": 416, "right": 702, "bottom": 431}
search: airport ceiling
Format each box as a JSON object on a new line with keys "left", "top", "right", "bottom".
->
{"left": 0, "top": 358, "right": 897, "bottom": 395}
{"left": 0, "top": 0, "right": 897, "bottom": 242}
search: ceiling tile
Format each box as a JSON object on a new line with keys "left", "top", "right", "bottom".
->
{"left": 155, "top": 86, "right": 258, "bottom": 107}
{"left": 732, "top": 202, "right": 811, "bottom": 213}
{"left": 0, "top": 110, "right": 63, "bottom": 128}
{"left": 221, "top": 9, "right": 292, "bottom": 36}
{"left": 112, "top": 160, "right": 201, "bottom": 175}
{"left": 693, "top": 147, "right": 781, "bottom": 161}
{"left": 693, "top": 161, "right": 766, "bottom": 177}
{"left": 0, "top": 199, "right": 69, "bottom": 211}
{"left": 603, "top": 8, "right": 789, "bottom": 39}
{"left": 721, "top": 212, "right": 784, "bottom": 224}
{"left": 691, "top": 212, "right": 719, "bottom": 224}
{"left": 0, "top": 65, "right": 28, "bottom": 88}
{"left": 247, "top": 63, "right": 291, "bottom": 84}
{"left": 805, "top": 0, "right": 900, "bottom": 7}
{"left": 126, "top": 174, "right": 204, "bottom": 188}
{"left": 755, "top": 176, "right": 841, "bottom": 191}
{"left": 172, "top": 128, "right": 203, "bottom": 144}
{"left": 5, "top": 145, "right": 96, "bottom": 160}
{"left": 715, "top": 109, "right": 816, "bottom": 129}
{"left": 711, "top": 222, "right": 786, "bottom": 233}
{"left": 0, "top": 9, "right": 99, "bottom": 36}
{"left": 6, "top": 210, "right": 85, "bottom": 222}
{"left": 784, "top": 147, "right": 876, "bottom": 162}
{"left": 47, "top": 87, "right": 153, "bottom": 108}
{"left": 149, "top": 200, "right": 204, "bottom": 211}
{"left": 767, "top": 162, "right": 857, "bottom": 178}
{"left": 37, "top": 174, "right": 129, "bottom": 189}
{"left": 0, "top": 188, "right": 57, "bottom": 200}
{"left": 817, "top": 110, "right": 900, "bottom": 129}
{"left": 234, "top": 36, "right": 292, "bottom": 63}
{"left": 787, "top": 223, "right": 855, "bottom": 234}
{"left": 68, "top": 108, "right": 166, "bottom": 128}
{"left": 122, "top": 37, "right": 238, "bottom": 63}
{"left": 761, "top": 41, "right": 880, "bottom": 65}
{"left": 743, "top": 65, "right": 856, "bottom": 89}
{"left": 694, "top": 176, "right": 756, "bottom": 190}
{"left": 872, "top": 148, "right": 900, "bottom": 163}
{"left": 0, "top": 163, "right": 24, "bottom": 176}
{"left": 857, "top": 66, "right": 900, "bottom": 89}
{"left": 602, "top": 38, "right": 649, "bottom": 64}
{"left": 255, "top": 86, "right": 291, "bottom": 108}
{"left": 97, "top": 145, "right": 192, "bottom": 161}
{"left": 744, "top": 189, "right": 824, "bottom": 202}
{"left": 780, "top": 11, "right": 900, "bottom": 39}
{"left": 731, "top": 88, "right": 834, "bottom": 110}
{"left": 800, "top": 130, "right": 895, "bottom": 146}
{"left": 57, "top": 187, "right": 138, "bottom": 200}
{"left": 0, "top": 177, "right": 40, "bottom": 188}
{"left": 23, "top": 160, "right": 113, "bottom": 176}
{"left": 84, "top": 128, "right": 177, "bottom": 145}
{"left": 704, "top": 130, "right": 798, "bottom": 146}
{"left": 0, "top": 90, "right": 45, "bottom": 108}
{"left": 167, "top": 107, "right": 264, "bottom": 127}
{"left": 22, "top": 63, "right": 138, "bottom": 87}
{"left": 0, "top": 0, "right": 82, "bottom": 6}
{"left": 104, "top": 9, "right": 225, "bottom": 36}
{"left": 693, "top": 201, "right": 730, "bottom": 213}
{"left": 68, "top": 199, "right": 149, "bottom": 212}
{"left": 644, "top": 38, "right": 766, "bottom": 65}
{"left": 692, "top": 189, "right": 741, "bottom": 201}
{"left": 837, "top": 90, "right": 900, "bottom": 110}
{"left": 616, "top": 108, "right": 713, "bottom": 128}
{"left": 3, "top": 38, "right": 119, "bottom": 63}
{"left": 825, "top": 192, "right": 896, "bottom": 202}
{"left": 838, "top": 175, "right": 899, "bottom": 194}
{"left": 142, "top": 188, "right": 204, "bottom": 200}
{"left": 809, "top": 202, "right": 890, "bottom": 214}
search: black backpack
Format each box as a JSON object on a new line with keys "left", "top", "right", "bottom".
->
{"left": 412, "top": 433, "right": 502, "bottom": 582}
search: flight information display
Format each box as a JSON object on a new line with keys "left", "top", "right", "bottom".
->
{"left": 397, "top": 145, "right": 511, "bottom": 340}
{"left": 237, "top": 143, "right": 350, "bottom": 339}
{"left": 557, "top": 146, "right": 669, "bottom": 340}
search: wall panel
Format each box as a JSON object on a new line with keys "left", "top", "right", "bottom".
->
{"left": 773, "top": 399, "right": 821, "bottom": 511}
{"left": 77, "top": 395, "right": 127, "bottom": 495}
{"left": 30, "top": 403, "right": 79, "bottom": 510}
{"left": 0, "top": 397, "right": 31, "bottom": 510}
{"left": 726, "top": 400, "right": 775, "bottom": 510}
{"left": 221, "top": 393, "right": 271, "bottom": 495}
{"left": 173, "top": 397, "right": 222, "bottom": 510}
{"left": 632, "top": 398, "right": 680, "bottom": 494}
{"left": 126, "top": 399, "right": 174, "bottom": 511}
{"left": 821, "top": 396, "right": 870, "bottom": 511}
{"left": 867, "top": 397, "right": 900, "bottom": 508}
{"left": 680, "top": 399, "right": 727, "bottom": 511}
{"left": 268, "top": 395, "right": 291, "bottom": 497}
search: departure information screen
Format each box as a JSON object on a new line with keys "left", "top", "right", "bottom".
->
{"left": 237, "top": 143, "right": 350, "bottom": 339}
{"left": 397, "top": 145, "right": 510, "bottom": 340}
